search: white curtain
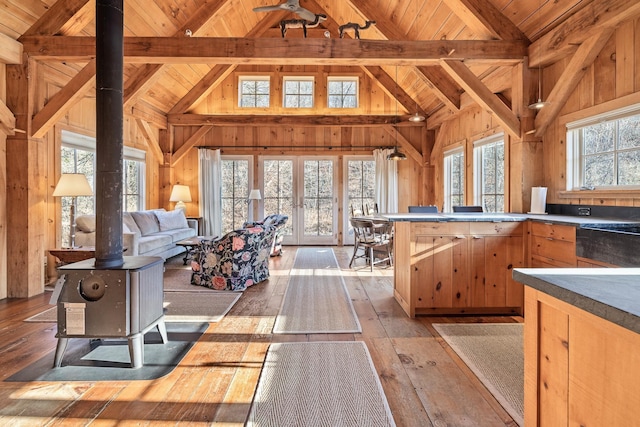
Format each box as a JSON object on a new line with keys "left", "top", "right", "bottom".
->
{"left": 198, "top": 148, "right": 222, "bottom": 237}
{"left": 374, "top": 148, "right": 399, "bottom": 213}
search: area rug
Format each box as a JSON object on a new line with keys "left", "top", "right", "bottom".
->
{"left": 433, "top": 323, "right": 524, "bottom": 426}
{"left": 6, "top": 322, "right": 207, "bottom": 382}
{"left": 25, "top": 291, "right": 241, "bottom": 323}
{"left": 273, "top": 248, "right": 361, "bottom": 334}
{"left": 246, "top": 341, "right": 395, "bottom": 426}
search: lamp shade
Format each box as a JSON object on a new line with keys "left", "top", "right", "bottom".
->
{"left": 169, "top": 184, "right": 192, "bottom": 203}
{"left": 52, "top": 173, "right": 93, "bottom": 197}
{"left": 248, "top": 189, "right": 262, "bottom": 200}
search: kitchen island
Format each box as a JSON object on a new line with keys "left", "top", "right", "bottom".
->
{"left": 513, "top": 268, "right": 640, "bottom": 426}
{"left": 386, "top": 213, "right": 528, "bottom": 317}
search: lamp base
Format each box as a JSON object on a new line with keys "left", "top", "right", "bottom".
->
{"left": 174, "top": 201, "right": 187, "bottom": 214}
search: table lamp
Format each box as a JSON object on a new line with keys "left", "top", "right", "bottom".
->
{"left": 52, "top": 173, "right": 93, "bottom": 248}
{"left": 170, "top": 184, "right": 192, "bottom": 214}
{"left": 247, "top": 189, "right": 261, "bottom": 221}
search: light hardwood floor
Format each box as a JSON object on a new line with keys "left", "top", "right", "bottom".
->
{"left": 0, "top": 247, "right": 521, "bottom": 426}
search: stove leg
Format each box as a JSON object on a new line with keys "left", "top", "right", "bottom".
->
{"left": 157, "top": 320, "right": 168, "bottom": 344}
{"left": 53, "top": 338, "right": 69, "bottom": 368}
{"left": 128, "top": 333, "right": 143, "bottom": 369}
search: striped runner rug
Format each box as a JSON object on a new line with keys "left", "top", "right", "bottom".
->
{"left": 273, "top": 247, "right": 361, "bottom": 334}
{"left": 247, "top": 341, "right": 395, "bottom": 426}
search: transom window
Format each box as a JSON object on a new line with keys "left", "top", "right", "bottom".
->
{"left": 327, "top": 77, "right": 358, "bottom": 108}
{"left": 238, "top": 76, "right": 270, "bottom": 108}
{"left": 567, "top": 104, "right": 640, "bottom": 190}
{"left": 474, "top": 134, "right": 505, "bottom": 212}
{"left": 444, "top": 147, "right": 464, "bottom": 212}
{"left": 283, "top": 76, "right": 314, "bottom": 108}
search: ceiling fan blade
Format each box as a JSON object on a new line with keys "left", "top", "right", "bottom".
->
{"left": 253, "top": 5, "right": 287, "bottom": 13}
{"left": 293, "top": 7, "right": 317, "bottom": 21}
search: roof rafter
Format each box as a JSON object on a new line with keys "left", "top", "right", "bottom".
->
{"left": 441, "top": 0, "right": 528, "bottom": 41}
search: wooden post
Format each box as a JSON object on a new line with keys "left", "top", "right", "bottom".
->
{"left": 6, "top": 57, "right": 45, "bottom": 297}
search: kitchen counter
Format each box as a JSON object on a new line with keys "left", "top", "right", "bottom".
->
{"left": 382, "top": 212, "right": 640, "bottom": 227}
{"left": 513, "top": 268, "right": 640, "bottom": 334}
{"left": 513, "top": 268, "right": 640, "bottom": 426}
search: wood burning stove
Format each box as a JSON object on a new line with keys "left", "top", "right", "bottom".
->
{"left": 53, "top": 256, "right": 166, "bottom": 368}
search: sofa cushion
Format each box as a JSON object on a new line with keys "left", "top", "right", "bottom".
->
{"left": 137, "top": 234, "right": 173, "bottom": 254}
{"left": 75, "top": 215, "right": 96, "bottom": 233}
{"left": 123, "top": 213, "right": 142, "bottom": 236}
{"left": 156, "top": 209, "right": 189, "bottom": 231}
{"left": 156, "top": 227, "right": 197, "bottom": 243}
{"left": 131, "top": 211, "right": 160, "bottom": 236}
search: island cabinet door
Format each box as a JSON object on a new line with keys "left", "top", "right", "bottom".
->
{"left": 414, "top": 234, "right": 469, "bottom": 309}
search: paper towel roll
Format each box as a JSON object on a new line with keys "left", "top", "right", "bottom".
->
{"left": 530, "top": 187, "right": 547, "bottom": 214}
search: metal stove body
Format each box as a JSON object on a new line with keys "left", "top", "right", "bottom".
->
{"left": 53, "top": 256, "right": 166, "bottom": 368}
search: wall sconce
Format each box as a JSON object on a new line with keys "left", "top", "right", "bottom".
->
{"left": 52, "top": 173, "right": 93, "bottom": 248}
{"left": 170, "top": 184, "right": 192, "bottom": 214}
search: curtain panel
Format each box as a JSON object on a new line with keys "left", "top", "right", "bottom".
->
{"left": 198, "top": 148, "right": 222, "bottom": 237}
{"left": 374, "top": 148, "right": 399, "bottom": 213}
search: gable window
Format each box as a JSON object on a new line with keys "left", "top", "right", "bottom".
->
{"left": 238, "top": 76, "right": 270, "bottom": 108}
{"left": 327, "top": 77, "right": 358, "bottom": 108}
{"left": 283, "top": 76, "right": 314, "bottom": 108}
{"left": 567, "top": 104, "right": 640, "bottom": 189}
{"left": 444, "top": 147, "right": 464, "bottom": 212}
{"left": 474, "top": 134, "right": 505, "bottom": 212}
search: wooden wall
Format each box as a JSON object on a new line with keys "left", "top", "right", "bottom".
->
{"left": 0, "top": 62, "right": 6, "bottom": 300}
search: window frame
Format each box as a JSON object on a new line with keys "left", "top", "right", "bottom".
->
{"left": 282, "top": 76, "right": 315, "bottom": 109}
{"left": 238, "top": 75, "right": 271, "bottom": 108}
{"left": 566, "top": 103, "right": 640, "bottom": 191}
{"left": 473, "top": 133, "right": 505, "bottom": 213}
{"left": 327, "top": 76, "right": 359, "bottom": 109}
{"left": 443, "top": 146, "right": 465, "bottom": 213}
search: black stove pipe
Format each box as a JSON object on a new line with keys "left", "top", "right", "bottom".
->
{"left": 94, "top": 0, "right": 124, "bottom": 268}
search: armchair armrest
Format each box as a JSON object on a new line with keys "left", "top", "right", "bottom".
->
{"left": 186, "top": 218, "right": 198, "bottom": 234}
{"left": 123, "top": 232, "right": 139, "bottom": 256}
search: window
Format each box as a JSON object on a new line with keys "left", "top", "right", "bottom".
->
{"left": 262, "top": 159, "right": 293, "bottom": 237}
{"left": 238, "top": 76, "right": 270, "bottom": 108}
{"left": 283, "top": 76, "right": 314, "bottom": 108}
{"left": 444, "top": 147, "right": 464, "bottom": 212}
{"left": 221, "top": 156, "right": 252, "bottom": 233}
{"left": 327, "top": 77, "right": 358, "bottom": 108}
{"left": 567, "top": 104, "right": 640, "bottom": 189}
{"left": 474, "top": 134, "right": 505, "bottom": 212}
{"left": 60, "top": 130, "right": 146, "bottom": 246}
{"left": 346, "top": 157, "right": 375, "bottom": 216}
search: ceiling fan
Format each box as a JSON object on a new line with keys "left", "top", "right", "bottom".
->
{"left": 253, "top": 0, "right": 317, "bottom": 22}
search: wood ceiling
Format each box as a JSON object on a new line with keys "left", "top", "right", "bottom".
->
{"left": 1, "top": 0, "right": 633, "bottom": 136}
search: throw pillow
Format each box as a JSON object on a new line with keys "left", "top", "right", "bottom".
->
{"left": 131, "top": 211, "right": 161, "bottom": 236}
{"left": 156, "top": 209, "right": 189, "bottom": 231}
{"left": 75, "top": 215, "right": 96, "bottom": 232}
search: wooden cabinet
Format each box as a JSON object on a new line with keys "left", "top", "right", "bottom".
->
{"left": 530, "top": 222, "right": 576, "bottom": 267}
{"left": 524, "top": 286, "right": 640, "bottom": 426}
{"left": 394, "top": 221, "right": 524, "bottom": 316}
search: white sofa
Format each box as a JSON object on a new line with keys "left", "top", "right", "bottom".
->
{"left": 75, "top": 209, "right": 197, "bottom": 260}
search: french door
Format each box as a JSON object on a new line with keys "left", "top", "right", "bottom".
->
{"left": 260, "top": 156, "right": 338, "bottom": 245}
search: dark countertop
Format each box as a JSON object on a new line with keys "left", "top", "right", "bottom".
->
{"left": 381, "top": 212, "right": 640, "bottom": 227}
{"left": 513, "top": 268, "right": 640, "bottom": 334}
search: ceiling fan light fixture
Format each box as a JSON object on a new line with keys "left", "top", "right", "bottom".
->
{"left": 409, "top": 112, "right": 425, "bottom": 122}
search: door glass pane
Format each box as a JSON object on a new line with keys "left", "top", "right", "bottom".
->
{"left": 263, "top": 160, "right": 293, "bottom": 236}
{"left": 303, "top": 160, "right": 333, "bottom": 237}
{"left": 221, "top": 160, "right": 249, "bottom": 233}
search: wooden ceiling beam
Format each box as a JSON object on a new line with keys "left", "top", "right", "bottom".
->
{"left": 31, "top": 59, "right": 96, "bottom": 138}
{"left": 534, "top": 29, "right": 615, "bottom": 137}
{"left": 441, "top": 0, "right": 528, "bottom": 41}
{"left": 129, "top": 100, "right": 168, "bottom": 130}
{"left": 19, "top": 0, "right": 91, "bottom": 38}
{"left": 416, "top": 66, "right": 462, "bottom": 112}
{"left": 0, "top": 99, "right": 16, "bottom": 135}
{"left": 171, "top": 125, "right": 213, "bottom": 167}
{"left": 167, "top": 114, "right": 424, "bottom": 127}
{"left": 0, "top": 33, "right": 22, "bottom": 65}
{"left": 440, "top": 59, "right": 520, "bottom": 138}
{"left": 135, "top": 118, "right": 165, "bottom": 163}
{"left": 383, "top": 126, "right": 423, "bottom": 164}
{"left": 529, "top": 0, "right": 640, "bottom": 67}
{"left": 124, "top": 0, "right": 232, "bottom": 108}
{"left": 22, "top": 36, "right": 528, "bottom": 65}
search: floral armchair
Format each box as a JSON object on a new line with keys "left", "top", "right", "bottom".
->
{"left": 190, "top": 224, "right": 277, "bottom": 291}
{"left": 243, "top": 214, "right": 288, "bottom": 256}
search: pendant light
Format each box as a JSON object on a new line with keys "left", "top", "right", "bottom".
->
{"left": 529, "top": 0, "right": 549, "bottom": 110}
{"left": 408, "top": 77, "right": 425, "bottom": 122}
{"left": 388, "top": 66, "right": 407, "bottom": 161}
